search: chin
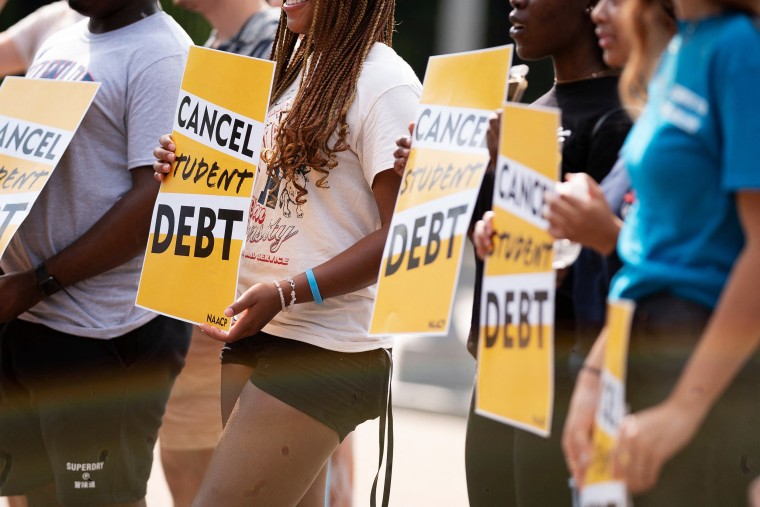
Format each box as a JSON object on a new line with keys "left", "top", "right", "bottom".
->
{"left": 603, "top": 52, "right": 626, "bottom": 69}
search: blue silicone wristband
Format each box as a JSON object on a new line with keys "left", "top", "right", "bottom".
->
{"left": 305, "top": 268, "right": 323, "bottom": 304}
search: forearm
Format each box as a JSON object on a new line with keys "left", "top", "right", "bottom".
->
{"left": 667, "top": 246, "right": 760, "bottom": 421}
{"left": 0, "top": 34, "right": 27, "bottom": 77}
{"left": 283, "top": 225, "right": 389, "bottom": 305}
{"left": 44, "top": 168, "right": 159, "bottom": 286}
{"left": 592, "top": 215, "right": 622, "bottom": 256}
{"left": 583, "top": 325, "right": 609, "bottom": 370}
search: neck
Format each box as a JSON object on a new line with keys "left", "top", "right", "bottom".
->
{"left": 552, "top": 52, "right": 611, "bottom": 83}
{"left": 551, "top": 19, "right": 609, "bottom": 82}
{"left": 206, "top": 0, "right": 270, "bottom": 44}
{"left": 554, "top": 68, "right": 619, "bottom": 85}
{"left": 673, "top": 0, "right": 723, "bottom": 20}
{"left": 88, "top": 1, "right": 160, "bottom": 34}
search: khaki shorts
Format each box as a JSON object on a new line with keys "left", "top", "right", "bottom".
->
{"left": 159, "top": 328, "right": 223, "bottom": 451}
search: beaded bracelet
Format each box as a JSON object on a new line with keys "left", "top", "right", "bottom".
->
{"left": 286, "top": 276, "right": 296, "bottom": 311}
{"left": 273, "top": 279, "right": 287, "bottom": 312}
{"left": 305, "top": 268, "right": 323, "bottom": 304}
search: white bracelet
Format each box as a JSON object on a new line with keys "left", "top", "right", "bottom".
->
{"left": 286, "top": 276, "right": 296, "bottom": 311}
{"left": 273, "top": 280, "right": 286, "bottom": 312}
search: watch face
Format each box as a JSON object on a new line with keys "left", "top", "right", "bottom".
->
{"left": 41, "top": 277, "right": 62, "bottom": 295}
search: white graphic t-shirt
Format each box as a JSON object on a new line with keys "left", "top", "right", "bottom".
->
{"left": 239, "top": 42, "right": 421, "bottom": 352}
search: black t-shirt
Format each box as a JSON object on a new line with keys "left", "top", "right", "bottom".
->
{"left": 467, "top": 76, "right": 631, "bottom": 359}
{"left": 535, "top": 76, "right": 631, "bottom": 182}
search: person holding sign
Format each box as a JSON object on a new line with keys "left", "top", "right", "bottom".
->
{"left": 0, "top": 2, "right": 193, "bottom": 506}
{"left": 153, "top": 0, "right": 421, "bottom": 505}
{"left": 543, "top": 0, "right": 676, "bottom": 260}
{"left": 461, "top": 0, "right": 631, "bottom": 505}
{"left": 156, "top": 1, "right": 280, "bottom": 506}
{"left": 562, "top": 0, "right": 760, "bottom": 505}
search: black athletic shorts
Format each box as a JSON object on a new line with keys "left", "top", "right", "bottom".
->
{"left": 0, "top": 316, "right": 191, "bottom": 506}
{"left": 221, "top": 331, "right": 391, "bottom": 441}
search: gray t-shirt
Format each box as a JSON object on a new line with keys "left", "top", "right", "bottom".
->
{"left": 1, "top": 13, "right": 191, "bottom": 339}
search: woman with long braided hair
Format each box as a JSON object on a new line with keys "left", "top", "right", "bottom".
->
{"left": 154, "top": 0, "right": 421, "bottom": 505}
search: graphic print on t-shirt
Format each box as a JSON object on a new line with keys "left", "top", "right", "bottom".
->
{"left": 243, "top": 84, "right": 309, "bottom": 267}
{"left": 27, "top": 59, "right": 94, "bottom": 82}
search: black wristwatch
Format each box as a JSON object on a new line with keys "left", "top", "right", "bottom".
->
{"left": 34, "top": 262, "right": 63, "bottom": 296}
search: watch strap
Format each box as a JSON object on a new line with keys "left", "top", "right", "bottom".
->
{"left": 34, "top": 262, "right": 63, "bottom": 296}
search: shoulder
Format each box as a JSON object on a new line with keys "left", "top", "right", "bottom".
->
{"left": 136, "top": 12, "right": 192, "bottom": 58}
{"left": 238, "top": 7, "right": 280, "bottom": 42}
{"left": 31, "top": 17, "right": 88, "bottom": 56}
{"left": 22, "top": 1, "right": 75, "bottom": 24}
{"left": 711, "top": 13, "right": 760, "bottom": 73}
{"left": 348, "top": 43, "right": 421, "bottom": 127}
{"left": 119, "top": 13, "right": 191, "bottom": 83}
{"left": 356, "top": 43, "right": 422, "bottom": 98}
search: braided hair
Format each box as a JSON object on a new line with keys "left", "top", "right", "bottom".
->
{"left": 262, "top": 0, "right": 396, "bottom": 205}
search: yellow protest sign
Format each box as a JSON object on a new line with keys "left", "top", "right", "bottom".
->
{"left": 0, "top": 77, "right": 98, "bottom": 259}
{"left": 581, "top": 299, "right": 635, "bottom": 506}
{"left": 136, "top": 46, "right": 275, "bottom": 328}
{"left": 370, "top": 46, "right": 513, "bottom": 336}
{"left": 475, "top": 102, "right": 559, "bottom": 436}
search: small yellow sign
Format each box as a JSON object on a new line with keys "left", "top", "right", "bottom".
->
{"left": 581, "top": 299, "right": 635, "bottom": 506}
{"left": 0, "top": 77, "right": 99, "bottom": 259}
{"left": 136, "top": 46, "right": 276, "bottom": 328}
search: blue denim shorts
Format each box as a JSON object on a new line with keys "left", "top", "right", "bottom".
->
{"left": 221, "top": 332, "right": 391, "bottom": 441}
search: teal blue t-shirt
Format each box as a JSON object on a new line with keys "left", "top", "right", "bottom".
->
{"left": 610, "top": 12, "right": 760, "bottom": 308}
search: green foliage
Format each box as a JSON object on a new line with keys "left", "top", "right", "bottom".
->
{"left": 0, "top": 0, "right": 551, "bottom": 102}
{"left": 159, "top": 0, "right": 211, "bottom": 45}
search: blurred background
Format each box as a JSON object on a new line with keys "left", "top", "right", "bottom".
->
{"left": 0, "top": 0, "right": 554, "bottom": 103}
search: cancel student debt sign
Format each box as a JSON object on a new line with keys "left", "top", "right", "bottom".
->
{"left": 137, "top": 46, "right": 275, "bottom": 328}
{"left": 476, "top": 103, "right": 559, "bottom": 437}
{"left": 370, "top": 46, "right": 512, "bottom": 336}
{"left": 0, "top": 77, "right": 98, "bottom": 259}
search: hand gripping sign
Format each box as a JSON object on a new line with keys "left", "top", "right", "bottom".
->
{"left": 370, "top": 45, "right": 513, "bottom": 336}
{"left": 0, "top": 77, "right": 98, "bottom": 259}
{"left": 581, "top": 299, "right": 635, "bottom": 506}
{"left": 476, "top": 102, "right": 560, "bottom": 436}
{"left": 136, "top": 46, "right": 275, "bottom": 329}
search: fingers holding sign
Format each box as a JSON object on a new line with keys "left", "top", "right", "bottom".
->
{"left": 199, "top": 282, "right": 283, "bottom": 343}
{"left": 393, "top": 121, "right": 415, "bottom": 177}
{"left": 561, "top": 365, "right": 602, "bottom": 489}
{"left": 472, "top": 211, "right": 495, "bottom": 261}
{"left": 153, "top": 133, "right": 176, "bottom": 182}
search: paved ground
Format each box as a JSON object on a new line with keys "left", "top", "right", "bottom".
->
{"left": 1, "top": 407, "right": 469, "bottom": 507}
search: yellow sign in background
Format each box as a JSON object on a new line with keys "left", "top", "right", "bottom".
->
{"left": 370, "top": 46, "right": 513, "bottom": 336}
{"left": 136, "top": 46, "right": 275, "bottom": 328}
{"left": 0, "top": 77, "right": 99, "bottom": 259}
{"left": 581, "top": 299, "right": 635, "bottom": 506}
{"left": 476, "top": 103, "right": 560, "bottom": 436}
